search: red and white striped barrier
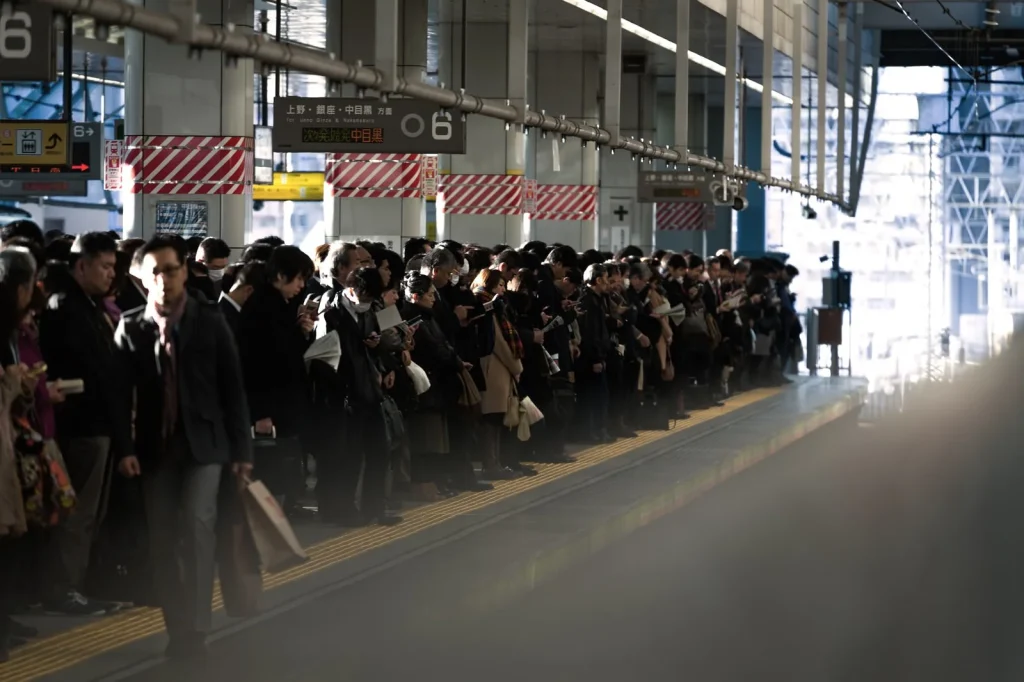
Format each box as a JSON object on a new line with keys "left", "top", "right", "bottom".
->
{"left": 533, "top": 184, "right": 598, "bottom": 221}
{"left": 123, "top": 135, "right": 252, "bottom": 195}
{"left": 441, "top": 174, "right": 524, "bottom": 215}
{"left": 655, "top": 202, "right": 713, "bottom": 231}
{"left": 326, "top": 153, "right": 423, "bottom": 198}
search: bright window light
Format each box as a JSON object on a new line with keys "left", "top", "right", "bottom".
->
{"left": 561, "top": 0, "right": 799, "bottom": 106}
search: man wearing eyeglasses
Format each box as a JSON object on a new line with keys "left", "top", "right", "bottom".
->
{"left": 115, "top": 235, "right": 252, "bottom": 660}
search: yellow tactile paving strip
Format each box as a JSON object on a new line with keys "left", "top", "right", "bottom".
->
{"left": 4, "top": 388, "right": 778, "bottom": 681}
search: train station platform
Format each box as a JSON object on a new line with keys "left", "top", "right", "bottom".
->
{"left": 7, "top": 377, "right": 865, "bottom": 682}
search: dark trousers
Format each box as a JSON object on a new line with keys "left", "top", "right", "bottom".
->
{"left": 143, "top": 457, "right": 222, "bottom": 640}
{"left": 335, "top": 406, "right": 390, "bottom": 520}
{"left": 579, "top": 368, "right": 609, "bottom": 437}
{"left": 45, "top": 436, "right": 113, "bottom": 599}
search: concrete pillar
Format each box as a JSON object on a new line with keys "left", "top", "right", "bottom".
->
{"left": 323, "top": 0, "right": 427, "bottom": 245}
{"left": 599, "top": 71, "right": 657, "bottom": 254}
{"left": 531, "top": 51, "right": 600, "bottom": 251}
{"left": 123, "top": 0, "right": 254, "bottom": 248}
{"left": 436, "top": 21, "right": 526, "bottom": 248}
{"left": 653, "top": 91, "right": 712, "bottom": 254}
{"left": 705, "top": 105, "right": 734, "bottom": 256}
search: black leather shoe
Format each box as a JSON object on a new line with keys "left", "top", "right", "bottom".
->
{"left": 8, "top": 619, "right": 37, "bottom": 639}
{"left": 451, "top": 480, "right": 494, "bottom": 492}
{"left": 165, "top": 634, "right": 208, "bottom": 660}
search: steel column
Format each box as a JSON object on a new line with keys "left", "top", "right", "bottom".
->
{"left": 674, "top": 0, "right": 690, "bottom": 158}
{"left": 723, "top": 0, "right": 739, "bottom": 168}
{"left": 849, "top": 2, "right": 862, "bottom": 197}
{"left": 603, "top": 0, "right": 623, "bottom": 146}
{"left": 816, "top": 0, "right": 827, "bottom": 194}
{"left": 836, "top": 2, "right": 847, "bottom": 201}
{"left": 791, "top": 0, "right": 803, "bottom": 186}
{"left": 760, "top": 0, "right": 774, "bottom": 176}
{"left": 508, "top": 0, "right": 528, "bottom": 123}
{"left": 376, "top": 0, "right": 399, "bottom": 92}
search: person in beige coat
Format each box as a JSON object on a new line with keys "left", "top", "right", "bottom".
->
{"left": 472, "top": 269, "right": 524, "bottom": 480}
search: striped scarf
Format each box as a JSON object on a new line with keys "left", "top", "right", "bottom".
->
{"left": 473, "top": 289, "right": 523, "bottom": 360}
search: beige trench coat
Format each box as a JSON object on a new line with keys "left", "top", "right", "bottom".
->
{"left": 479, "top": 317, "right": 524, "bottom": 416}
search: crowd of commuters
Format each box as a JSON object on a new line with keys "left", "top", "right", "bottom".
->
{"left": 0, "top": 221, "right": 802, "bottom": 663}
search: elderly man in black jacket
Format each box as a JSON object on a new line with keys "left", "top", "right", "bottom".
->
{"left": 115, "top": 236, "right": 252, "bottom": 659}
{"left": 39, "top": 231, "right": 131, "bottom": 616}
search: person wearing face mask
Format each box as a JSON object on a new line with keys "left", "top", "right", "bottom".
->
{"left": 195, "top": 237, "right": 231, "bottom": 297}
{"left": 316, "top": 266, "right": 401, "bottom": 527}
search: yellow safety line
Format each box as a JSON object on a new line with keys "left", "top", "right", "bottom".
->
{"left": 3, "top": 389, "right": 778, "bottom": 681}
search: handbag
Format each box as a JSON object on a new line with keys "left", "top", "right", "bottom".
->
{"left": 242, "top": 478, "right": 308, "bottom": 573}
{"left": 405, "top": 361, "right": 431, "bottom": 395}
{"left": 456, "top": 367, "right": 482, "bottom": 407}
{"left": 705, "top": 313, "right": 723, "bottom": 348}
{"left": 251, "top": 428, "right": 305, "bottom": 508}
{"left": 504, "top": 393, "right": 521, "bottom": 428}
{"left": 520, "top": 396, "right": 544, "bottom": 425}
{"left": 15, "top": 417, "right": 75, "bottom": 528}
{"left": 217, "top": 475, "right": 262, "bottom": 618}
{"left": 681, "top": 312, "right": 709, "bottom": 337}
{"left": 381, "top": 394, "right": 405, "bottom": 448}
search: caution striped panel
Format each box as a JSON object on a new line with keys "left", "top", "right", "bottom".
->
{"left": 123, "top": 135, "right": 253, "bottom": 195}
{"left": 655, "top": 202, "right": 713, "bottom": 231}
{"left": 533, "top": 184, "right": 597, "bottom": 221}
{"left": 441, "top": 174, "right": 523, "bottom": 215}
{"left": 325, "top": 153, "right": 423, "bottom": 198}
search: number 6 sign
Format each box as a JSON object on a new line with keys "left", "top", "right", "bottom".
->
{"left": 0, "top": 3, "right": 55, "bottom": 82}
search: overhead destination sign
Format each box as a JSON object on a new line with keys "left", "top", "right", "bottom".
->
{"left": 637, "top": 170, "right": 714, "bottom": 204}
{"left": 0, "top": 122, "right": 103, "bottom": 180}
{"left": 273, "top": 97, "right": 467, "bottom": 154}
{"left": 0, "top": 121, "right": 68, "bottom": 167}
{"left": 253, "top": 172, "right": 324, "bottom": 201}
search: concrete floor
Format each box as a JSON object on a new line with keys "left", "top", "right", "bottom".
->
{"left": 118, "top": 334, "right": 1024, "bottom": 682}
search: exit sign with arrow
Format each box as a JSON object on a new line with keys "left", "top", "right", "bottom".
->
{"left": 0, "top": 122, "right": 103, "bottom": 180}
{"left": 0, "top": 121, "right": 68, "bottom": 167}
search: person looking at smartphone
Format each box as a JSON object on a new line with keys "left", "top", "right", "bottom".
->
{"left": 315, "top": 259, "right": 401, "bottom": 528}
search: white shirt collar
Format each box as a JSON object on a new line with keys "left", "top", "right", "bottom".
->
{"left": 219, "top": 291, "right": 242, "bottom": 313}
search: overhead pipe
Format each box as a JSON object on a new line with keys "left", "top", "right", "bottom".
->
{"left": 33, "top": 0, "right": 848, "bottom": 208}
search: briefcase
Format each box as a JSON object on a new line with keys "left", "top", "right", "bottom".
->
{"left": 252, "top": 429, "right": 306, "bottom": 509}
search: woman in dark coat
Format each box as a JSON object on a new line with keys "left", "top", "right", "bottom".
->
{"left": 402, "top": 273, "right": 484, "bottom": 497}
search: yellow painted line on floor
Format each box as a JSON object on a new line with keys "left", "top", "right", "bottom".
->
{"left": 4, "top": 389, "right": 778, "bottom": 681}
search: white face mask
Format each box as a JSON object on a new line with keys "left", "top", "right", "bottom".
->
{"left": 207, "top": 268, "right": 225, "bottom": 282}
{"left": 344, "top": 289, "right": 372, "bottom": 313}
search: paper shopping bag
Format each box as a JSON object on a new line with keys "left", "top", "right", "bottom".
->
{"left": 519, "top": 396, "right": 544, "bottom": 426}
{"left": 217, "top": 477, "right": 263, "bottom": 618}
{"left": 242, "top": 479, "right": 308, "bottom": 573}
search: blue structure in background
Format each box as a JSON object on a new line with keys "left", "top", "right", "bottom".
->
{"left": 736, "top": 108, "right": 767, "bottom": 256}
{"left": 1, "top": 79, "right": 125, "bottom": 209}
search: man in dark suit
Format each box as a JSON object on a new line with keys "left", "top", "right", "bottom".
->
{"left": 218, "top": 260, "right": 266, "bottom": 338}
{"left": 115, "top": 236, "right": 252, "bottom": 659}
